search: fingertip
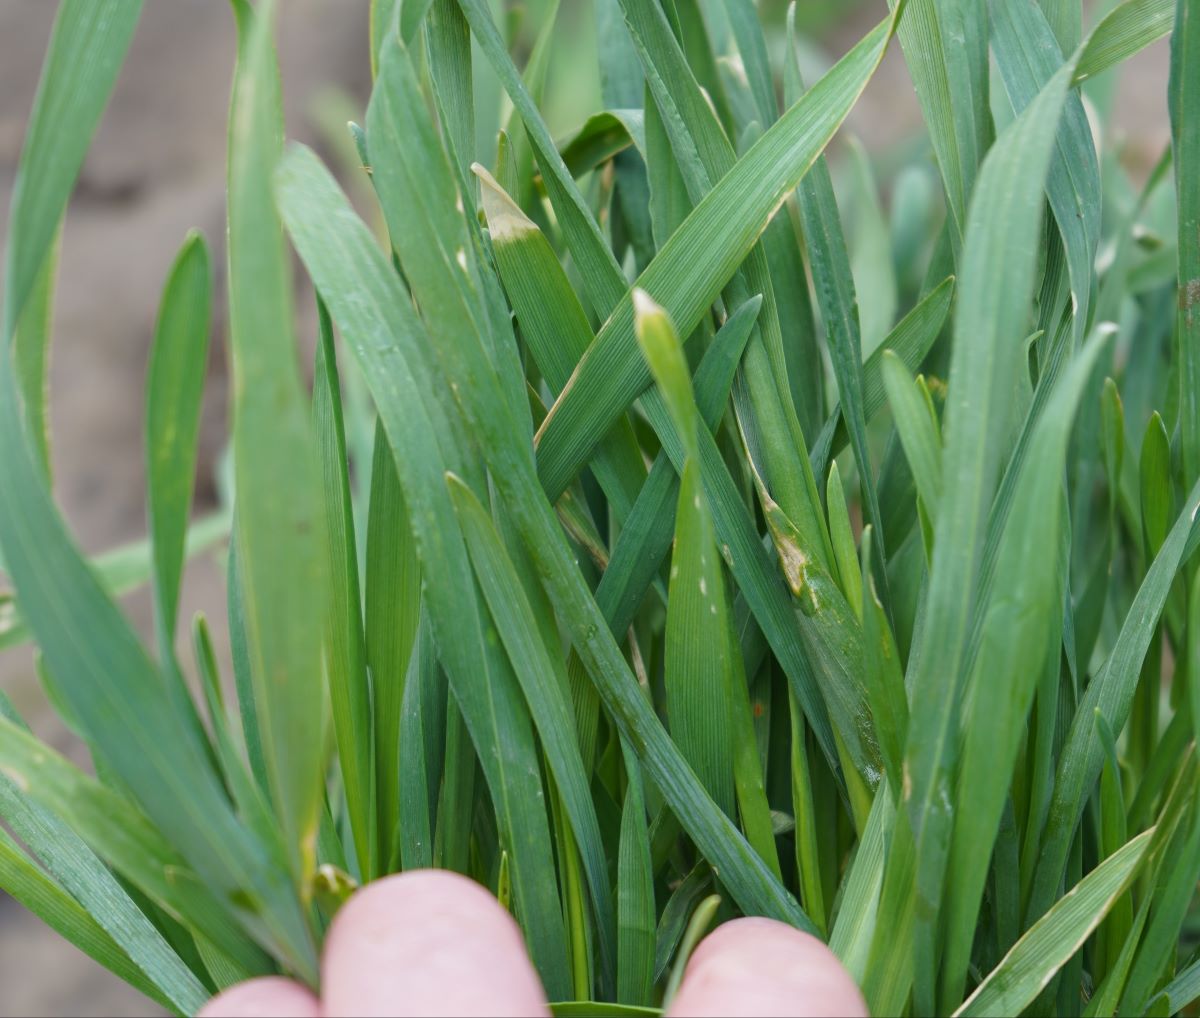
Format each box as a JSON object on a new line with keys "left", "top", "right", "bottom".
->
{"left": 321, "top": 869, "right": 550, "bottom": 1017}
{"left": 666, "top": 917, "right": 867, "bottom": 1017}
{"left": 197, "top": 976, "right": 320, "bottom": 1017}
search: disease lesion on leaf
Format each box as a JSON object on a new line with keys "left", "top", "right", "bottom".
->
{"left": 1182, "top": 277, "right": 1200, "bottom": 323}
{"left": 756, "top": 480, "right": 821, "bottom": 616}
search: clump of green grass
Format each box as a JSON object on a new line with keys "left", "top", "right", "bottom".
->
{"left": 1, "top": 0, "right": 1198, "bottom": 1014}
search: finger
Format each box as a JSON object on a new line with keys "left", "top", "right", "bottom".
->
{"left": 321, "top": 868, "right": 551, "bottom": 1017}
{"left": 197, "top": 976, "right": 320, "bottom": 1018}
{"left": 665, "top": 917, "right": 868, "bottom": 1018}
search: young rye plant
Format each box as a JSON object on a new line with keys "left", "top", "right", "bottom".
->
{"left": 1, "top": 0, "right": 1198, "bottom": 1013}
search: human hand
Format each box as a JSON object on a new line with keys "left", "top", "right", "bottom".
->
{"left": 199, "top": 870, "right": 867, "bottom": 1017}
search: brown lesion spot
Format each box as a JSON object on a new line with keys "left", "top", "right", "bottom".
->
{"left": 1183, "top": 278, "right": 1200, "bottom": 323}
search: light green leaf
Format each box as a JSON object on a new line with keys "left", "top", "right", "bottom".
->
{"left": 0, "top": 715, "right": 267, "bottom": 976}
{"left": 881, "top": 351, "right": 943, "bottom": 527}
{"left": 0, "top": 697, "right": 207, "bottom": 1014}
{"left": 1171, "top": 0, "right": 1200, "bottom": 486}
{"left": 955, "top": 829, "right": 1154, "bottom": 1017}
{"left": 886, "top": 0, "right": 992, "bottom": 244}
{"left": 313, "top": 300, "right": 374, "bottom": 881}
{"left": 277, "top": 140, "right": 572, "bottom": 996}
{"left": 275, "top": 141, "right": 811, "bottom": 939}
{"left": 533, "top": 14, "right": 900, "bottom": 502}
{"left": 145, "top": 231, "right": 212, "bottom": 658}
{"left": 1028, "top": 473, "right": 1200, "bottom": 922}
{"left": 0, "top": 828, "right": 185, "bottom": 1015}
{"left": 363, "top": 421, "right": 420, "bottom": 871}
{"left": 448, "top": 475, "right": 617, "bottom": 988}
{"left": 940, "top": 327, "right": 1112, "bottom": 1009}
{"left": 1074, "top": 0, "right": 1175, "bottom": 83}
{"left": 901, "top": 52, "right": 1079, "bottom": 1007}
{"left": 0, "top": 0, "right": 312, "bottom": 977}
{"left": 227, "top": 0, "right": 329, "bottom": 887}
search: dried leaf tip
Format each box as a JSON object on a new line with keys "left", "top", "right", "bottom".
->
{"left": 472, "top": 162, "right": 535, "bottom": 241}
{"left": 632, "top": 287, "right": 663, "bottom": 321}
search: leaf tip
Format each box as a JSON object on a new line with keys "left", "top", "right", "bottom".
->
{"left": 473, "top": 162, "right": 534, "bottom": 241}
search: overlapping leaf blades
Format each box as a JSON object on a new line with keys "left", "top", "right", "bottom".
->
{"left": 3, "top": 0, "right": 1200, "bottom": 1014}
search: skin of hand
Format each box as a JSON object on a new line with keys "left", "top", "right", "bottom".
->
{"left": 198, "top": 870, "right": 868, "bottom": 1018}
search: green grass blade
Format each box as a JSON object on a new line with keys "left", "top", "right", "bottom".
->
{"left": 1172, "top": 0, "right": 1200, "bottom": 486}
{"left": 1074, "top": 0, "right": 1175, "bottom": 83}
{"left": 145, "top": 231, "right": 212, "bottom": 660}
{"left": 549, "top": 1005, "right": 661, "bottom": 1018}
{"left": 862, "top": 811, "right": 917, "bottom": 1014}
{"left": 881, "top": 351, "right": 943, "bottom": 526}
{"left": 142, "top": 233, "right": 221, "bottom": 764}
{"left": 940, "top": 328, "right": 1112, "bottom": 1009}
{"left": 360, "top": 19, "right": 816, "bottom": 912}
{"left": 827, "top": 463, "right": 863, "bottom": 627}
{"left": 784, "top": 19, "right": 890, "bottom": 612}
{"left": 275, "top": 143, "right": 812, "bottom": 937}
{"left": 559, "top": 110, "right": 644, "bottom": 178}
{"left": 1085, "top": 873, "right": 1153, "bottom": 1017}
{"left": 0, "top": 513, "right": 228, "bottom": 654}
{"left": 456, "top": 0, "right": 627, "bottom": 316}
{"left": 653, "top": 864, "right": 712, "bottom": 983}
{"left": 846, "top": 138, "right": 899, "bottom": 357}
{"left": 637, "top": 294, "right": 735, "bottom": 819}
{"left": 425, "top": 0, "right": 476, "bottom": 177}
{"left": 615, "top": 0, "right": 832, "bottom": 574}
{"left": 0, "top": 828, "right": 185, "bottom": 1014}
{"left": 477, "top": 167, "right": 646, "bottom": 521}
{"left": 830, "top": 787, "right": 893, "bottom": 978}
{"left": 809, "top": 275, "right": 955, "bottom": 477}
{"left": 592, "top": 296, "right": 761, "bottom": 638}
{"left": 0, "top": 715, "right": 268, "bottom": 975}
{"left": 724, "top": 0, "right": 777, "bottom": 127}
{"left": 396, "top": 610, "right": 444, "bottom": 870}
{"left": 0, "top": 698, "right": 207, "bottom": 1014}
{"left": 662, "top": 894, "right": 722, "bottom": 1007}
{"left": 313, "top": 299, "right": 374, "bottom": 881}
{"left": 616, "top": 763, "right": 655, "bottom": 1007}
{"left": 502, "top": 5, "right": 893, "bottom": 790}
{"left": 448, "top": 475, "right": 618, "bottom": 988}
{"left": 1146, "top": 952, "right": 1200, "bottom": 1015}
{"left": 1117, "top": 802, "right": 1200, "bottom": 1013}
{"left": 2, "top": 0, "right": 142, "bottom": 336}
{"left": 227, "top": 0, "right": 329, "bottom": 887}
{"left": 580, "top": 292, "right": 832, "bottom": 782}
{"left": 433, "top": 699, "right": 475, "bottom": 876}
{"left": 992, "top": 0, "right": 1101, "bottom": 345}
{"left": 481, "top": 3, "right": 885, "bottom": 784}
{"left": 955, "top": 829, "right": 1154, "bottom": 1018}
{"left": 0, "top": 0, "right": 311, "bottom": 974}
{"left": 363, "top": 421, "right": 420, "bottom": 871}
{"left": 648, "top": 387, "right": 870, "bottom": 784}
{"left": 1028, "top": 474, "right": 1200, "bottom": 923}
{"left": 12, "top": 227, "right": 57, "bottom": 478}
{"left": 226, "top": 531, "right": 269, "bottom": 793}
{"left": 902, "top": 51, "right": 1080, "bottom": 1008}
{"left": 857, "top": 530, "right": 908, "bottom": 798}
{"left": 788, "top": 700, "right": 830, "bottom": 936}
{"left": 190, "top": 613, "right": 279, "bottom": 849}
{"left": 886, "top": 0, "right": 991, "bottom": 244}
{"left": 900, "top": 54, "right": 1079, "bottom": 1008}
{"left": 533, "top": 15, "right": 898, "bottom": 502}
{"left": 494, "top": 0, "right": 559, "bottom": 216}
{"left": 276, "top": 147, "right": 571, "bottom": 997}
{"left": 371, "top": 0, "right": 400, "bottom": 68}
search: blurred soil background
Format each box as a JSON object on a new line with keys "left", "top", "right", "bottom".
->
{"left": 0, "top": 0, "right": 1171, "bottom": 1014}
